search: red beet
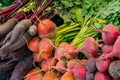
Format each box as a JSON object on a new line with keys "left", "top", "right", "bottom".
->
{"left": 54, "top": 60, "right": 67, "bottom": 73}
{"left": 104, "top": 36, "right": 120, "bottom": 59}
{"left": 76, "top": 37, "right": 98, "bottom": 59}
{"left": 102, "top": 45, "right": 113, "bottom": 53}
{"left": 93, "top": 24, "right": 119, "bottom": 45}
{"left": 94, "top": 71, "right": 111, "bottom": 80}
{"left": 96, "top": 54, "right": 111, "bottom": 72}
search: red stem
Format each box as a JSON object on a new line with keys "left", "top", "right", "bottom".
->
{"left": 29, "top": 0, "right": 53, "bottom": 23}
{"left": 0, "top": 0, "right": 29, "bottom": 22}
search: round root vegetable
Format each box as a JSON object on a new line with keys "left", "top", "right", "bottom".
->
{"left": 86, "top": 71, "right": 94, "bottom": 80}
{"left": 54, "top": 60, "right": 67, "bottom": 73}
{"left": 94, "top": 72, "right": 111, "bottom": 80}
{"left": 55, "top": 42, "right": 78, "bottom": 59}
{"left": 38, "top": 19, "right": 57, "bottom": 38}
{"left": 24, "top": 68, "right": 43, "bottom": 80}
{"left": 61, "top": 72, "right": 75, "bottom": 80}
{"left": 38, "top": 38, "right": 53, "bottom": 60}
{"left": 86, "top": 59, "right": 97, "bottom": 72}
{"left": 67, "top": 59, "right": 79, "bottom": 69}
{"left": 108, "top": 60, "right": 120, "bottom": 78}
{"left": 69, "top": 37, "right": 98, "bottom": 59}
{"left": 72, "top": 63, "right": 87, "bottom": 80}
{"left": 103, "top": 36, "right": 120, "bottom": 59}
{"left": 32, "top": 53, "right": 43, "bottom": 62}
{"left": 102, "top": 45, "right": 113, "bottom": 53}
{"left": 40, "top": 57, "right": 57, "bottom": 72}
{"left": 79, "top": 37, "right": 98, "bottom": 59}
{"left": 93, "top": 24, "right": 119, "bottom": 45}
{"left": 96, "top": 54, "right": 111, "bottom": 72}
{"left": 42, "top": 70, "right": 58, "bottom": 80}
{"left": 28, "top": 37, "right": 40, "bottom": 52}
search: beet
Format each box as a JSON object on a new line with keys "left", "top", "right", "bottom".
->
{"left": 96, "top": 54, "right": 111, "bottom": 72}
{"left": 86, "top": 59, "right": 97, "bottom": 72}
{"left": 86, "top": 71, "right": 94, "bottom": 80}
{"left": 108, "top": 60, "right": 120, "bottom": 78}
{"left": 94, "top": 71, "right": 111, "bottom": 80}
{"left": 104, "top": 36, "right": 120, "bottom": 59}
{"left": 102, "top": 45, "right": 113, "bottom": 53}
{"left": 93, "top": 24, "right": 119, "bottom": 45}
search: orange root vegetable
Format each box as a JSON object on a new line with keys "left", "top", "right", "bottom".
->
{"left": 28, "top": 37, "right": 40, "bottom": 52}
{"left": 38, "top": 38, "right": 53, "bottom": 60}
{"left": 42, "top": 71, "right": 58, "bottom": 80}
{"left": 94, "top": 71, "right": 111, "bottom": 80}
{"left": 67, "top": 59, "right": 79, "bottom": 69}
{"left": 38, "top": 19, "right": 57, "bottom": 38}
{"left": 54, "top": 60, "right": 67, "bottom": 73}
{"left": 24, "top": 68, "right": 43, "bottom": 80}
{"left": 32, "top": 53, "right": 43, "bottom": 63}
{"left": 61, "top": 72, "right": 75, "bottom": 80}
{"left": 55, "top": 42, "right": 78, "bottom": 60}
{"left": 40, "top": 57, "right": 57, "bottom": 72}
{"left": 93, "top": 24, "right": 119, "bottom": 45}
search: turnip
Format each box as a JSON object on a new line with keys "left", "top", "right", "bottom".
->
{"left": 93, "top": 24, "right": 119, "bottom": 45}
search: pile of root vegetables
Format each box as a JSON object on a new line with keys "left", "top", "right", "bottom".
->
{"left": 1, "top": 0, "right": 120, "bottom": 80}
{"left": 24, "top": 23, "right": 120, "bottom": 80}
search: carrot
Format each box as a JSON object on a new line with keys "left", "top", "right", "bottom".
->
{"left": 5, "top": 19, "right": 32, "bottom": 44}
{"left": 0, "top": 32, "right": 33, "bottom": 60}
{"left": 42, "top": 70, "right": 58, "bottom": 80}
{"left": 9, "top": 56, "right": 33, "bottom": 80}
{"left": 28, "top": 25, "right": 38, "bottom": 36}
{"left": 60, "top": 72, "right": 75, "bottom": 80}
{"left": 0, "top": 18, "right": 17, "bottom": 38}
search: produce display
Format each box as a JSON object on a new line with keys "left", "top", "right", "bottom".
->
{"left": 0, "top": 0, "right": 120, "bottom": 80}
